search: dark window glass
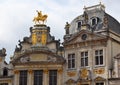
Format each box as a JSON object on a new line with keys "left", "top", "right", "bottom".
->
{"left": 96, "top": 82, "right": 104, "bottom": 85}
{"left": 92, "top": 17, "right": 100, "bottom": 26}
{"left": 34, "top": 70, "right": 43, "bottom": 85}
{"left": 19, "top": 70, "right": 27, "bottom": 85}
{"left": 92, "top": 18, "right": 96, "bottom": 25}
{"left": 78, "top": 21, "right": 82, "bottom": 30}
{"left": 68, "top": 54, "right": 75, "bottom": 69}
{"left": 81, "top": 51, "right": 88, "bottom": 67}
{"left": 49, "top": 70, "right": 57, "bottom": 85}
{"left": 0, "top": 83, "right": 8, "bottom": 85}
{"left": 3, "top": 68, "right": 8, "bottom": 76}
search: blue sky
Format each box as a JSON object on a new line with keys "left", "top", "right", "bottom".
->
{"left": 0, "top": 0, "right": 119, "bottom": 62}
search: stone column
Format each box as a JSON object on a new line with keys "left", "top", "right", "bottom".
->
{"left": 28, "top": 69, "right": 33, "bottom": 85}
{"left": 58, "top": 68, "right": 63, "bottom": 85}
{"left": 14, "top": 70, "right": 19, "bottom": 85}
{"left": 43, "top": 69, "right": 48, "bottom": 85}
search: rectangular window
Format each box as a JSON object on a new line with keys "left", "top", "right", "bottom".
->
{"left": 68, "top": 54, "right": 75, "bottom": 69}
{"left": 34, "top": 70, "right": 43, "bottom": 85}
{"left": 19, "top": 70, "right": 27, "bottom": 85}
{"left": 95, "top": 50, "right": 103, "bottom": 65}
{"left": 96, "top": 82, "right": 104, "bottom": 85}
{"left": 0, "top": 83, "right": 8, "bottom": 85}
{"left": 81, "top": 51, "right": 88, "bottom": 67}
{"left": 49, "top": 70, "right": 57, "bottom": 85}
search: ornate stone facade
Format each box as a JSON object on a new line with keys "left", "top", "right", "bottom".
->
{"left": 0, "top": 3, "right": 120, "bottom": 85}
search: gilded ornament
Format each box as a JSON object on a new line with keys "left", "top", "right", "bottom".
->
{"left": 33, "top": 10, "right": 48, "bottom": 24}
{"left": 67, "top": 71, "right": 76, "bottom": 77}
{"left": 43, "top": 69, "right": 48, "bottom": 74}
{"left": 95, "top": 76, "right": 105, "bottom": 81}
{"left": 28, "top": 69, "right": 33, "bottom": 74}
{"left": 14, "top": 70, "right": 19, "bottom": 74}
{"left": 81, "top": 68, "right": 88, "bottom": 78}
{"left": 32, "top": 33, "right": 37, "bottom": 45}
{"left": 41, "top": 32, "right": 47, "bottom": 45}
{"left": 94, "top": 68, "right": 105, "bottom": 74}
{"left": 58, "top": 68, "right": 63, "bottom": 74}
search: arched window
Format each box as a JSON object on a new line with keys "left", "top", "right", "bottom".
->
{"left": 77, "top": 21, "right": 82, "bottom": 30}
{"left": 3, "top": 68, "right": 8, "bottom": 76}
{"left": 91, "top": 17, "right": 100, "bottom": 26}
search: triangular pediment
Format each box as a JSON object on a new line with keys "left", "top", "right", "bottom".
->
{"left": 64, "top": 30, "right": 107, "bottom": 45}
{"left": 66, "top": 79, "right": 76, "bottom": 84}
{"left": 94, "top": 76, "right": 106, "bottom": 81}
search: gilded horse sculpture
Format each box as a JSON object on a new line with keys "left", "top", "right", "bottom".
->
{"left": 33, "top": 10, "right": 48, "bottom": 24}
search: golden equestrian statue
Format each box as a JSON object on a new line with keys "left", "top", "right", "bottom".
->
{"left": 33, "top": 10, "right": 48, "bottom": 24}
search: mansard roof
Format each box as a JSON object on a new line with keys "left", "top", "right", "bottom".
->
{"left": 68, "top": 3, "right": 120, "bottom": 35}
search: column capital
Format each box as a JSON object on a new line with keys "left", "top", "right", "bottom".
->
{"left": 14, "top": 70, "right": 19, "bottom": 74}
{"left": 43, "top": 69, "right": 48, "bottom": 74}
{"left": 28, "top": 69, "right": 33, "bottom": 74}
{"left": 58, "top": 68, "right": 63, "bottom": 74}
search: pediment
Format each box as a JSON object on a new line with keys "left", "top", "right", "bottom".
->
{"left": 114, "top": 53, "right": 120, "bottom": 59}
{"left": 66, "top": 79, "right": 76, "bottom": 84}
{"left": 94, "top": 76, "right": 106, "bottom": 81}
{"left": 64, "top": 30, "right": 107, "bottom": 45}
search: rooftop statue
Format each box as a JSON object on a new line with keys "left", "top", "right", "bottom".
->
{"left": 33, "top": 10, "right": 48, "bottom": 24}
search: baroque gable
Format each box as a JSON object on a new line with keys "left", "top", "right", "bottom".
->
{"left": 64, "top": 30, "right": 107, "bottom": 45}
{"left": 11, "top": 46, "right": 65, "bottom": 65}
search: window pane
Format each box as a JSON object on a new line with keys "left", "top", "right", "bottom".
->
{"left": 100, "top": 56, "right": 103, "bottom": 64}
{"left": 100, "top": 50, "right": 103, "bottom": 55}
{"left": 96, "top": 82, "right": 104, "bottom": 85}
{"left": 49, "top": 70, "right": 57, "bottom": 85}
{"left": 95, "top": 56, "right": 99, "bottom": 65}
{"left": 78, "top": 22, "right": 82, "bottom": 29}
{"left": 81, "top": 58, "right": 84, "bottom": 66}
{"left": 85, "top": 57, "right": 88, "bottom": 66}
{"left": 92, "top": 18, "right": 96, "bottom": 25}
{"left": 34, "top": 70, "right": 43, "bottom": 85}
{"left": 19, "top": 70, "right": 27, "bottom": 85}
{"left": 95, "top": 50, "right": 98, "bottom": 55}
{"left": 81, "top": 52, "right": 84, "bottom": 57}
{"left": 85, "top": 52, "right": 88, "bottom": 56}
{"left": 95, "top": 50, "right": 103, "bottom": 65}
{"left": 68, "top": 54, "right": 75, "bottom": 69}
{"left": 81, "top": 51, "right": 88, "bottom": 66}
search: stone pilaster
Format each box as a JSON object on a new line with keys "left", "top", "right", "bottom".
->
{"left": 58, "top": 68, "right": 63, "bottom": 85}
{"left": 28, "top": 69, "right": 33, "bottom": 85}
{"left": 14, "top": 70, "right": 19, "bottom": 85}
{"left": 43, "top": 69, "right": 48, "bottom": 85}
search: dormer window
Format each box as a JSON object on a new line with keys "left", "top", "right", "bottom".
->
{"left": 91, "top": 17, "right": 100, "bottom": 26}
{"left": 3, "top": 68, "right": 8, "bottom": 76}
{"left": 77, "top": 21, "right": 82, "bottom": 30}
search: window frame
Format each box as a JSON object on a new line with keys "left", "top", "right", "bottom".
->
{"left": 95, "top": 49, "right": 104, "bottom": 66}
{"left": 68, "top": 53, "right": 75, "bottom": 69}
{"left": 77, "top": 21, "right": 82, "bottom": 30}
{"left": 81, "top": 51, "right": 89, "bottom": 67}
{"left": 91, "top": 17, "right": 100, "bottom": 26}
{"left": 19, "top": 70, "right": 27, "bottom": 85}
{"left": 49, "top": 70, "right": 57, "bottom": 85}
{"left": 34, "top": 70, "right": 43, "bottom": 85}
